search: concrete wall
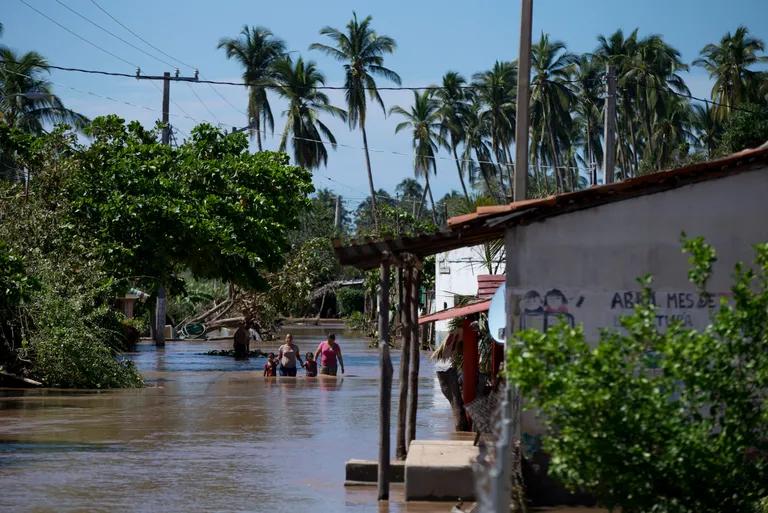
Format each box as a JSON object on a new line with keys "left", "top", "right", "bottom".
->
{"left": 434, "top": 245, "right": 504, "bottom": 342}
{"left": 504, "top": 164, "right": 768, "bottom": 440}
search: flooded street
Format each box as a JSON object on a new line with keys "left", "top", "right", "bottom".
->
{"left": 0, "top": 329, "right": 457, "bottom": 513}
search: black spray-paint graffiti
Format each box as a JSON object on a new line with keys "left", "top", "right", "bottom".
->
{"left": 519, "top": 289, "right": 584, "bottom": 331}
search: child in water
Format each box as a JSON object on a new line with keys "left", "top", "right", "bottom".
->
{"left": 263, "top": 353, "right": 277, "bottom": 377}
{"left": 303, "top": 352, "right": 318, "bottom": 377}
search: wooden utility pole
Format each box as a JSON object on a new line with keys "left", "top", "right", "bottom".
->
{"left": 377, "top": 263, "right": 392, "bottom": 501}
{"left": 603, "top": 63, "right": 617, "bottom": 184}
{"left": 405, "top": 266, "right": 421, "bottom": 447}
{"left": 136, "top": 69, "right": 198, "bottom": 346}
{"left": 396, "top": 268, "right": 412, "bottom": 460}
{"left": 513, "top": 0, "right": 533, "bottom": 202}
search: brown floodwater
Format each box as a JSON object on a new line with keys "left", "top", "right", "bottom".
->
{"left": 0, "top": 328, "right": 463, "bottom": 513}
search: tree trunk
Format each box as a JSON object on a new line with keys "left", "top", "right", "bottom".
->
{"left": 425, "top": 173, "right": 438, "bottom": 226}
{"left": 547, "top": 122, "right": 563, "bottom": 192}
{"left": 452, "top": 145, "right": 471, "bottom": 206}
{"left": 504, "top": 144, "right": 516, "bottom": 200}
{"left": 396, "top": 268, "right": 412, "bottom": 459}
{"left": 361, "top": 121, "right": 378, "bottom": 231}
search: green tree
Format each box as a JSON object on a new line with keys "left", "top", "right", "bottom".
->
{"left": 390, "top": 90, "right": 446, "bottom": 225}
{"left": 472, "top": 61, "right": 517, "bottom": 197}
{"left": 572, "top": 55, "right": 603, "bottom": 186}
{"left": 310, "top": 12, "right": 401, "bottom": 230}
{"left": 0, "top": 48, "right": 88, "bottom": 134}
{"left": 506, "top": 238, "right": 768, "bottom": 513}
{"left": 218, "top": 26, "right": 286, "bottom": 151}
{"left": 434, "top": 71, "right": 472, "bottom": 203}
{"left": 66, "top": 116, "right": 313, "bottom": 293}
{"left": 694, "top": 26, "right": 768, "bottom": 122}
{"left": 530, "top": 34, "right": 577, "bottom": 192}
{"left": 716, "top": 102, "right": 768, "bottom": 155}
{"left": 395, "top": 177, "right": 425, "bottom": 218}
{"left": 270, "top": 56, "right": 347, "bottom": 169}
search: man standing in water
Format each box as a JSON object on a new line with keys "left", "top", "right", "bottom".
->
{"left": 277, "top": 334, "right": 303, "bottom": 377}
{"left": 314, "top": 334, "right": 344, "bottom": 376}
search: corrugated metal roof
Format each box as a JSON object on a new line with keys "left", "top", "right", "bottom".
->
{"left": 418, "top": 299, "right": 491, "bottom": 324}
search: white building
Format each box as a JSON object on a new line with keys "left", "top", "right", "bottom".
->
{"left": 434, "top": 245, "right": 505, "bottom": 343}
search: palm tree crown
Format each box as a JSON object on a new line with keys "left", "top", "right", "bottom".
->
{"left": 310, "top": 12, "right": 401, "bottom": 230}
{"left": 218, "top": 26, "right": 286, "bottom": 150}
{"left": 693, "top": 26, "right": 768, "bottom": 121}
{"left": 390, "top": 90, "right": 445, "bottom": 224}
{"left": 0, "top": 48, "right": 88, "bottom": 134}
{"left": 270, "top": 56, "right": 346, "bottom": 170}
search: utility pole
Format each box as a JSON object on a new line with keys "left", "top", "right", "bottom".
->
{"left": 333, "top": 195, "right": 342, "bottom": 233}
{"left": 603, "top": 63, "right": 617, "bottom": 184}
{"left": 513, "top": 0, "right": 533, "bottom": 202}
{"left": 136, "top": 69, "right": 199, "bottom": 345}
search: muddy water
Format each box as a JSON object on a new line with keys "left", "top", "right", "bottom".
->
{"left": 0, "top": 329, "right": 460, "bottom": 513}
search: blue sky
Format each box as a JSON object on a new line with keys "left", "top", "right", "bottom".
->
{"left": 3, "top": 0, "right": 768, "bottom": 208}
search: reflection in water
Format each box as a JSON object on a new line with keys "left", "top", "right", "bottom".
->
{"left": 0, "top": 330, "right": 454, "bottom": 513}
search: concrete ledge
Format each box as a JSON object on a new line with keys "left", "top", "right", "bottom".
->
{"left": 345, "top": 459, "right": 405, "bottom": 484}
{"left": 405, "top": 440, "right": 478, "bottom": 501}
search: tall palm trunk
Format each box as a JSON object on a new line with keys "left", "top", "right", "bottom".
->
{"left": 547, "top": 121, "right": 563, "bottom": 192}
{"left": 503, "top": 144, "right": 516, "bottom": 200}
{"left": 424, "top": 173, "right": 438, "bottom": 226}
{"left": 491, "top": 134, "right": 509, "bottom": 199}
{"left": 360, "top": 120, "right": 378, "bottom": 230}
{"left": 451, "top": 145, "right": 471, "bottom": 205}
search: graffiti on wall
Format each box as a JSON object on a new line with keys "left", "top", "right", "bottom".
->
{"left": 519, "top": 289, "right": 585, "bottom": 331}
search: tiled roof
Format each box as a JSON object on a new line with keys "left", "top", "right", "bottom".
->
{"left": 334, "top": 143, "right": 768, "bottom": 270}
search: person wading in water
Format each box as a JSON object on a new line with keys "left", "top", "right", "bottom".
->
{"left": 314, "top": 334, "right": 344, "bottom": 376}
{"left": 277, "top": 334, "right": 303, "bottom": 377}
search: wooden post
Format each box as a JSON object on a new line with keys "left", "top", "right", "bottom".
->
{"left": 405, "top": 267, "right": 421, "bottom": 446}
{"left": 462, "top": 317, "right": 479, "bottom": 408}
{"left": 377, "top": 263, "right": 392, "bottom": 501}
{"left": 513, "top": 0, "right": 533, "bottom": 201}
{"left": 395, "top": 266, "right": 412, "bottom": 460}
{"left": 154, "top": 285, "right": 166, "bottom": 346}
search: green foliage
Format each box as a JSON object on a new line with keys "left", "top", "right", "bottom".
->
{"left": 336, "top": 286, "right": 364, "bottom": 316}
{"left": 716, "top": 103, "right": 768, "bottom": 155}
{"left": 0, "top": 241, "right": 39, "bottom": 357}
{"left": 67, "top": 116, "right": 313, "bottom": 292}
{"left": 269, "top": 237, "right": 338, "bottom": 316}
{"left": 506, "top": 238, "right": 768, "bottom": 512}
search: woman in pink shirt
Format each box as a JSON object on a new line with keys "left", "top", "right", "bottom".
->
{"left": 314, "top": 333, "right": 344, "bottom": 376}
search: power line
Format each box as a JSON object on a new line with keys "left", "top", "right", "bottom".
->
{"left": 186, "top": 82, "right": 221, "bottom": 124}
{"left": 53, "top": 0, "right": 176, "bottom": 69}
{"left": 17, "top": 0, "right": 138, "bottom": 69}
{"left": 87, "top": 0, "right": 196, "bottom": 70}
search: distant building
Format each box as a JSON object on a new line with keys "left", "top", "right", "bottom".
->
{"left": 434, "top": 245, "right": 504, "bottom": 343}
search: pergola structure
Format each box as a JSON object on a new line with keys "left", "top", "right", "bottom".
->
{"left": 333, "top": 231, "right": 503, "bottom": 500}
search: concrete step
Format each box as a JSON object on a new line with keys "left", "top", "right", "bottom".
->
{"left": 405, "top": 440, "right": 479, "bottom": 502}
{"left": 344, "top": 459, "right": 405, "bottom": 485}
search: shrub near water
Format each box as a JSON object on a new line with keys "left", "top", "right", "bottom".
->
{"left": 506, "top": 237, "right": 768, "bottom": 513}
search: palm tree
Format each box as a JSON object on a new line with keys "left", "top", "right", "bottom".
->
{"left": 433, "top": 71, "right": 472, "bottom": 204}
{"left": 0, "top": 48, "right": 88, "bottom": 134}
{"left": 390, "top": 90, "right": 445, "bottom": 225}
{"left": 461, "top": 96, "right": 501, "bottom": 200}
{"left": 395, "top": 177, "right": 424, "bottom": 217}
{"left": 218, "top": 26, "right": 286, "bottom": 151}
{"left": 530, "top": 34, "right": 577, "bottom": 192}
{"left": 310, "top": 13, "right": 401, "bottom": 230}
{"left": 694, "top": 26, "right": 768, "bottom": 122}
{"left": 472, "top": 61, "right": 517, "bottom": 197}
{"left": 270, "top": 56, "right": 346, "bottom": 170}
{"left": 572, "top": 55, "right": 603, "bottom": 186}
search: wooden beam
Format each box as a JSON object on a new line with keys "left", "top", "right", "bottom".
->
{"left": 395, "top": 267, "right": 411, "bottom": 460}
{"left": 377, "top": 263, "right": 393, "bottom": 501}
{"left": 462, "top": 317, "right": 479, "bottom": 409}
{"left": 405, "top": 266, "right": 421, "bottom": 447}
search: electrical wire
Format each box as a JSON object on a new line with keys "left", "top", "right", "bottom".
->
{"left": 87, "top": 0, "right": 196, "bottom": 70}
{"left": 52, "top": 0, "right": 176, "bottom": 69}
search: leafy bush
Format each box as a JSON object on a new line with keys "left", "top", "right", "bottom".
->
{"left": 336, "top": 286, "right": 364, "bottom": 316}
{"left": 716, "top": 103, "right": 768, "bottom": 155}
{"left": 506, "top": 237, "right": 768, "bottom": 513}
